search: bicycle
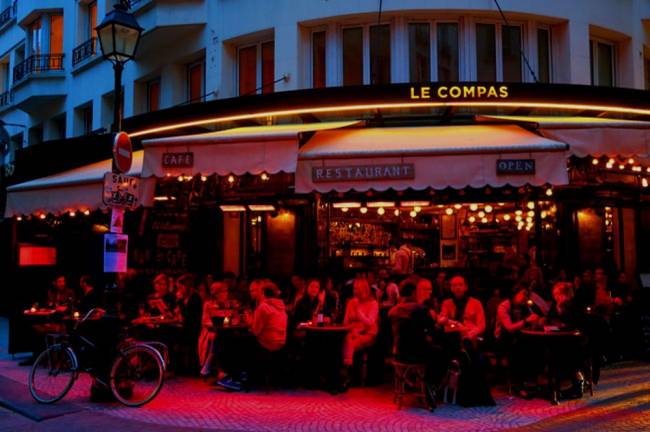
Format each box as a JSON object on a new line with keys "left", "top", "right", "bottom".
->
{"left": 28, "top": 308, "right": 167, "bottom": 407}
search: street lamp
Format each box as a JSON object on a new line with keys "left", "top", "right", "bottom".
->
{"left": 96, "top": 1, "right": 143, "bottom": 133}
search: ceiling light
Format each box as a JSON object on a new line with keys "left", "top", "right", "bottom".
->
{"left": 220, "top": 205, "right": 246, "bottom": 212}
{"left": 248, "top": 205, "right": 275, "bottom": 211}
{"left": 367, "top": 201, "right": 395, "bottom": 208}
{"left": 333, "top": 202, "right": 361, "bottom": 209}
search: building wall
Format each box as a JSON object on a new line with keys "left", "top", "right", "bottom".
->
{"left": 0, "top": 0, "right": 649, "bottom": 159}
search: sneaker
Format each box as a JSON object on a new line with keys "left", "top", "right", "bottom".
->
{"left": 217, "top": 376, "right": 242, "bottom": 391}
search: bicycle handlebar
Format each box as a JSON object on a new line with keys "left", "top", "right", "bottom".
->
{"left": 74, "top": 308, "right": 106, "bottom": 330}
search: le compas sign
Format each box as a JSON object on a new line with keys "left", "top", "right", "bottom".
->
{"left": 103, "top": 172, "right": 140, "bottom": 210}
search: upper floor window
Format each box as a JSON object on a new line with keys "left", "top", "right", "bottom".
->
{"left": 590, "top": 39, "right": 615, "bottom": 87}
{"left": 537, "top": 28, "right": 551, "bottom": 83}
{"left": 187, "top": 59, "right": 204, "bottom": 103}
{"left": 147, "top": 78, "right": 160, "bottom": 112}
{"left": 342, "top": 24, "right": 391, "bottom": 86}
{"left": 407, "top": 22, "right": 459, "bottom": 83}
{"left": 312, "top": 30, "right": 326, "bottom": 88}
{"left": 238, "top": 40, "right": 275, "bottom": 96}
{"left": 50, "top": 14, "right": 64, "bottom": 54}
{"left": 29, "top": 18, "right": 42, "bottom": 56}
{"left": 476, "top": 22, "right": 524, "bottom": 82}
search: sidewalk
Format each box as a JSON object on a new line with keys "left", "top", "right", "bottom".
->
{"left": 0, "top": 317, "right": 648, "bottom": 431}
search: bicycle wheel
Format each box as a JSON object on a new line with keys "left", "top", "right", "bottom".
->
{"left": 29, "top": 345, "right": 77, "bottom": 404}
{"left": 110, "top": 344, "right": 164, "bottom": 407}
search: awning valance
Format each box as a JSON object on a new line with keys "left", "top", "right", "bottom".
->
{"left": 296, "top": 125, "right": 569, "bottom": 193}
{"left": 5, "top": 150, "right": 155, "bottom": 217}
{"left": 478, "top": 116, "right": 650, "bottom": 158}
{"left": 141, "top": 121, "right": 360, "bottom": 178}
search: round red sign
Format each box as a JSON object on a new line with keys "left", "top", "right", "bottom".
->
{"left": 112, "top": 132, "right": 132, "bottom": 174}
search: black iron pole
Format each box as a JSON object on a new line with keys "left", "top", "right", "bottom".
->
{"left": 112, "top": 62, "right": 123, "bottom": 135}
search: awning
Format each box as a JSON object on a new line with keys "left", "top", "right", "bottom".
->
{"left": 478, "top": 116, "right": 650, "bottom": 158}
{"left": 296, "top": 125, "right": 569, "bottom": 193}
{"left": 142, "top": 121, "right": 361, "bottom": 178}
{"left": 5, "top": 150, "right": 155, "bottom": 217}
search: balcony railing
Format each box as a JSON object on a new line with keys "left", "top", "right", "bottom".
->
{"left": 72, "top": 38, "right": 97, "bottom": 66}
{"left": 0, "top": 90, "right": 12, "bottom": 106}
{"left": 0, "top": 1, "right": 16, "bottom": 28}
{"left": 13, "top": 54, "right": 64, "bottom": 83}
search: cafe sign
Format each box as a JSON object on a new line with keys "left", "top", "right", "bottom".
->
{"left": 497, "top": 159, "right": 536, "bottom": 175}
{"left": 162, "top": 152, "right": 194, "bottom": 168}
{"left": 312, "top": 164, "right": 415, "bottom": 183}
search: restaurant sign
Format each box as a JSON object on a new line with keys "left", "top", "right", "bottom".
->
{"left": 162, "top": 152, "right": 194, "bottom": 168}
{"left": 312, "top": 164, "right": 415, "bottom": 182}
{"left": 496, "top": 159, "right": 536, "bottom": 175}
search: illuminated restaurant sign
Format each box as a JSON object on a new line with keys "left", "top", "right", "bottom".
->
{"left": 312, "top": 164, "right": 415, "bottom": 182}
{"left": 496, "top": 159, "right": 536, "bottom": 175}
{"left": 162, "top": 152, "right": 194, "bottom": 168}
{"left": 410, "top": 85, "right": 509, "bottom": 100}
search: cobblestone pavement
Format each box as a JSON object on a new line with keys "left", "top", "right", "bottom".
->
{"left": 0, "top": 358, "right": 648, "bottom": 432}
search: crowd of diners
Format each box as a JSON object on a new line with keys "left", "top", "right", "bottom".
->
{"left": 36, "top": 257, "right": 644, "bottom": 407}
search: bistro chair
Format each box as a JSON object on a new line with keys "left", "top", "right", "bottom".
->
{"left": 390, "top": 360, "right": 430, "bottom": 411}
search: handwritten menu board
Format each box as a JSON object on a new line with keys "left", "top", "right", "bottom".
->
{"left": 131, "top": 209, "right": 189, "bottom": 274}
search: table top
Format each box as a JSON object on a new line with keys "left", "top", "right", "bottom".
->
{"left": 213, "top": 324, "right": 250, "bottom": 331}
{"left": 23, "top": 309, "right": 58, "bottom": 316}
{"left": 302, "top": 324, "right": 351, "bottom": 332}
{"left": 522, "top": 328, "right": 581, "bottom": 337}
{"left": 131, "top": 316, "right": 182, "bottom": 326}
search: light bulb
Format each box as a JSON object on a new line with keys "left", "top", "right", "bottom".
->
{"left": 414, "top": 206, "right": 422, "bottom": 213}
{"left": 227, "top": 175, "right": 236, "bottom": 184}
{"left": 503, "top": 214, "right": 511, "bottom": 221}
{"left": 545, "top": 188, "right": 553, "bottom": 197}
{"left": 484, "top": 205, "right": 493, "bottom": 213}
{"left": 360, "top": 207, "right": 368, "bottom": 214}
{"left": 454, "top": 204, "right": 462, "bottom": 210}
{"left": 468, "top": 216, "right": 476, "bottom": 223}
{"left": 260, "top": 172, "right": 270, "bottom": 181}
{"left": 445, "top": 208, "right": 454, "bottom": 215}
{"left": 377, "top": 207, "right": 385, "bottom": 215}
{"left": 469, "top": 204, "right": 478, "bottom": 211}
{"left": 481, "top": 217, "right": 488, "bottom": 223}
{"left": 341, "top": 207, "right": 349, "bottom": 213}
{"left": 394, "top": 209, "right": 400, "bottom": 217}
{"left": 527, "top": 202, "right": 535, "bottom": 210}
{"left": 409, "top": 210, "right": 417, "bottom": 218}
{"left": 592, "top": 158, "right": 599, "bottom": 165}
{"left": 478, "top": 211, "right": 486, "bottom": 218}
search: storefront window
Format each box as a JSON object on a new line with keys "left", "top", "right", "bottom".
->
{"left": 476, "top": 24, "right": 496, "bottom": 81}
{"left": 370, "top": 24, "right": 391, "bottom": 84}
{"left": 537, "top": 28, "right": 551, "bottom": 83}
{"left": 502, "top": 25, "right": 522, "bottom": 82}
{"left": 408, "top": 23, "right": 430, "bottom": 83}
{"left": 343, "top": 27, "right": 363, "bottom": 85}
{"left": 312, "top": 31, "right": 326, "bottom": 88}
{"left": 238, "top": 45, "right": 257, "bottom": 95}
{"left": 261, "top": 41, "right": 275, "bottom": 94}
{"left": 437, "top": 23, "right": 459, "bottom": 81}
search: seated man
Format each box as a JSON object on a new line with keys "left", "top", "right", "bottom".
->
{"left": 388, "top": 280, "right": 443, "bottom": 408}
{"left": 78, "top": 275, "right": 101, "bottom": 314}
{"left": 438, "top": 275, "right": 486, "bottom": 345}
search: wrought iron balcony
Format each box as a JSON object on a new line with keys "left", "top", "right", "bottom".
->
{"left": 0, "top": 1, "right": 16, "bottom": 28}
{"left": 72, "top": 38, "right": 97, "bottom": 66}
{"left": 13, "top": 54, "right": 64, "bottom": 83}
{"left": 0, "top": 90, "right": 12, "bottom": 106}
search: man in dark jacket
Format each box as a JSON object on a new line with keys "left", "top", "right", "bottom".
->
{"left": 389, "top": 280, "right": 446, "bottom": 402}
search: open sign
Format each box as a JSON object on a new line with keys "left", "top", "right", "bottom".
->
{"left": 102, "top": 172, "right": 140, "bottom": 210}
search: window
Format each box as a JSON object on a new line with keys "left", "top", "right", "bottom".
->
{"left": 188, "top": 60, "right": 204, "bottom": 103}
{"left": 237, "top": 41, "right": 274, "bottom": 96}
{"left": 342, "top": 27, "right": 363, "bottom": 85}
{"left": 590, "top": 39, "right": 614, "bottom": 87}
{"left": 261, "top": 41, "right": 274, "bottom": 94}
{"left": 75, "top": 105, "right": 92, "bottom": 135}
{"left": 645, "top": 55, "right": 650, "bottom": 90}
{"left": 476, "top": 24, "right": 496, "bottom": 81}
{"left": 312, "top": 31, "right": 326, "bottom": 88}
{"left": 238, "top": 45, "right": 257, "bottom": 95}
{"left": 87, "top": 1, "right": 97, "bottom": 40}
{"left": 502, "top": 25, "right": 522, "bottom": 82}
{"left": 29, "top": 18, "right": 42, "bottom": 56}
{"left": 369, "top": 24, "right": 390, "bottom": 84}
{"left": 147, "top": 79, "right": 160, "bottom": 112}
{"left": 408, "top": 23, "right": 430, "bottom": 83}
{"left": 437, "top": 23, "right": 459, "bottom": 81}
{"left": 49, "top": 14, "right": 63, "bottom": 54}
{"left": 537, "top": 28, "right": 551, "bottom": 83}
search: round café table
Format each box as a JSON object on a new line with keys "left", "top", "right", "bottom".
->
{"left": 302, "top": 324, "right": 351, "bottom": 393}
{"left": 521, "top": 329, "right": 582, "bottom": 405}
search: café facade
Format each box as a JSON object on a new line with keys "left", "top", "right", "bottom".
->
{"left": 4, "top": 82, "right": 650, "bottom": 285}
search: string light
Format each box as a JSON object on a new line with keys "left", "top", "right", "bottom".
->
{"left": 360, "top": 207, "right": 368, "bottom": 214}
{"left": 83, "top": 210, "right": 91, "bottom": 216}
{"left": 260, "top": 172, "right": 270, "bottom": 181}
{"left": 69, "top": 211, "right": 76, "bottom": 217}
{"left": 200, "top": 175, "right": 208, "bottom": 182}
{"left": 445, "top": 208, "right": 454, "bottom": 215}
{"left": 484, "top": 205, "right": 493, "bottom": 213}
{"left": 592, "top": 158, "right": 599, "bottom": 165}
{"left": 377, "top": 207, "right": 385, "bottom": 215}
{"left": 227, "top": 175, "right": 236, "bottom": 184}
{"left": 394, "top": 209, "right": 400, "bottom": 217}
{"left": 545, "top": 188, "right": 553, "bottom": 197}
{"left": 177, "top": 176, "right": 184, "bottom": 182}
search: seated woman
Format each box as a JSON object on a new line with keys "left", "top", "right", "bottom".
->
{"left": 343, "top": 278, "right": 379, "bottom": 369}
{"left": 293, "top": 278, "right": 337, "bottom": 328}
{"left": 199, "top": 281, "right": 236, "bottom": 377}
{"left": 145, "top": 273, "right": 176, "bottom": 317}
{"left": 494, "top": 283, "right": 543, "bottom": 397}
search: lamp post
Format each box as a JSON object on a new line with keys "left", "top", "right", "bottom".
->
{"left": 96, "top": 1, "right": 143, "bottom": 136}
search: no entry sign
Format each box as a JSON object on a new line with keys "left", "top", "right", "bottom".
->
{"left": 112, "top": 132, "right": 133, "bottom": 174}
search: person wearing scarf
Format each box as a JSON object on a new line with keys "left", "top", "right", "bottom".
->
{"left": 438, "top": 275, "right": 486, "bottom": 343}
